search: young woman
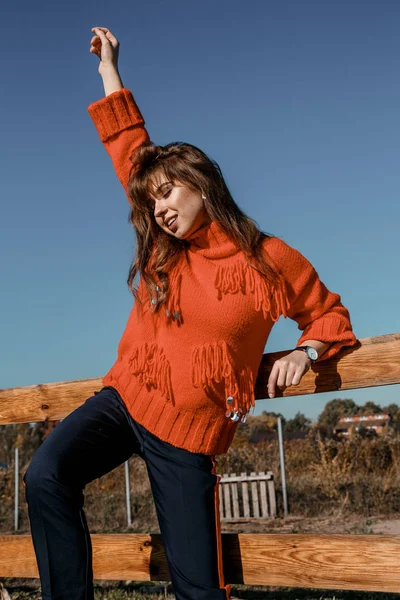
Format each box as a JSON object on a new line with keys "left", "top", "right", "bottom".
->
{"left": 23, "top": 26, "right": 357, "bottom": 600}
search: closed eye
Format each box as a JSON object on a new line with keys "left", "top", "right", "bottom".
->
{"left": 148, "top": 186, "right": 172, "bottom": 211}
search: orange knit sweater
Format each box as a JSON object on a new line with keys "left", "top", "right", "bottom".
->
{"left": 87, "top": 89, "right": 358, "bottom": 455}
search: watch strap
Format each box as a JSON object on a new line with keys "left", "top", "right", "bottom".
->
{"left": 293, "top": 346, "right": 317, "bottom": 362}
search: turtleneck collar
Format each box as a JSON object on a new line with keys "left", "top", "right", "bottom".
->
{"left": 185, "top": 220, "right": 240, "bottom": 259}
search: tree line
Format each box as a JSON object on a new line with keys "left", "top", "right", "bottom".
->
{"left": 232, "top": 398, "right": 400, "bottom": 446}
{"left": 1, "top": 398, "right": 399, "bottom": 468}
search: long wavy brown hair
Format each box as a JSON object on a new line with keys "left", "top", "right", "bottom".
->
{"left": 126, "top": 141, "right": 281, "bottom": 313}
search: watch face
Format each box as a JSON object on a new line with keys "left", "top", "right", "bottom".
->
{"left": 308, "top": 347, "right": 318, "bottom": 360}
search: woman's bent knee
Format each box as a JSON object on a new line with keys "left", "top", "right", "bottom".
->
{"left": 23, "top": 447, "right": 64, "bottom": 497}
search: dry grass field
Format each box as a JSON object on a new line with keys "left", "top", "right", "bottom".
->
{"left": 2, "top": 578, "right": 400, "bottom": 599}
{"left": 2, "top": 426, "right": 400, "bottom": 598}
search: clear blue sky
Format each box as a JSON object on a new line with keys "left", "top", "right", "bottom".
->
{"left": 1, "top": 0, "right": 399, "bottom": 421}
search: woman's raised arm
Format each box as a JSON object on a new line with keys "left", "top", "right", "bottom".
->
{"left": 87, "top": 27, "right": 150, "bottom": 202}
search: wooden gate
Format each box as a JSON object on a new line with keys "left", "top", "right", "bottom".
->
{"left": 219, "top": 471, "right": 276, "bottom": 520}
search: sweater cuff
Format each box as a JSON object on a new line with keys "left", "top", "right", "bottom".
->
{"left": 297, "top": 315, "right": 358, "bottom": 362}
{"left": 87, "top": 88, "right": 145, "bottom": 142}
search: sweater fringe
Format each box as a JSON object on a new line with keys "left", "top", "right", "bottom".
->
{"left": 128, "top": 342, "right": 174, "bottom": 403}
{"left": 164, "top": 267, "right": 183, "bottom": 324}
{"left": 191, "top": 340, "right": 255, "bottom": 415}
{"left": 149, "top": 259, "right": 288, "bottom": 325}
{"left": 214, "top": 260, "right": 288, "bottom": 321}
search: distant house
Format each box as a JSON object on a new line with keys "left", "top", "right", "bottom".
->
{"left": 334, "top": 413, "right": 393, "bottom": 437}
{"left": 0, "top": 462, "right": 9, "bottom": 470}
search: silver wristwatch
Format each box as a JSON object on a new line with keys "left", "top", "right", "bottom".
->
{"left": 293, "top": 345, "right": 318, "bottom": 362}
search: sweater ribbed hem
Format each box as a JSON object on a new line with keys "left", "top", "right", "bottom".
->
{"left": 297, "top": 313, "right": 358, "bottom": 362}
{"left": 103, "top": 364, "right": 238, "bottom": 455}
{"left": 87, "top": 88, "right": 145, "bottom": 142}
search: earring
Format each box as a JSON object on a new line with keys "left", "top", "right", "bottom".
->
{"left": 202, "top": 194, "right": 206, "bottom": 200}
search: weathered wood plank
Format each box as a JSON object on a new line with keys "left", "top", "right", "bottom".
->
{"left": 1, "top": 534, "right": 400, "bottom": 593}
{"left": 223, "top": 473, "right": 231, "bottom": 520}
{"left": 258, "top": 472, "right": 269, "bottom": 517}
{"left": 1, "top": 334, "right": 399, "bottom": 425}
{"left": 219, "top": 481, "right": 224, "bottom": 520}
{"left": 241, "top": 472, "right": 250, "bottom": 519}
{"left": 220, "top": 473, "right": 273, "bottom": 483}
{"left": 230, "top": 473, "right": 240, "bottom": 519}
{"left": 250, "top": 471, "right": 259, "bottom": 518}
{"left": 267, "top": 476, "right": 277, "bottom": 518}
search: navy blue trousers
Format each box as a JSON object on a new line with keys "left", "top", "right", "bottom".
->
{"left": 23, "top": 386, "right": 231, "bottom": 600}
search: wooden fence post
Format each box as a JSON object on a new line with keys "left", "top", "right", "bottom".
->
{"left": 14, "top": 447, "right": 19, "bottom": 532}
{"left": 124, "top": 460, "right": 132, "bottom": 527}
{"left": 277, "top": 416, "right": 288, "bottom": 518}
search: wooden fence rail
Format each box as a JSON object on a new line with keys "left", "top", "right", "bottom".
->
{"left": 1, "top": 533, "right": 400, "bottom": 593}
{"left": 1, "top": 332, "right": 400, "bottom": 593}
{"left": 1, "top": 333, "right": 399, "bottom": 426}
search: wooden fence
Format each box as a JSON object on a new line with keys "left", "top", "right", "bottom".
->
{"left": 219, "top": 472, "right": 276, "bottom": 520}
{"left": 1, "top": 332, "right": 400, "bottom": 593}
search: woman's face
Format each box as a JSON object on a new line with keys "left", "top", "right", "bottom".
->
{"left": 148, "top": 173, "right": 211, "bottom": 240}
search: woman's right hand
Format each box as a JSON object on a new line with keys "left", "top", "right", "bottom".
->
{"left": 90, "top": 27, "right": 120, "bottom": 74}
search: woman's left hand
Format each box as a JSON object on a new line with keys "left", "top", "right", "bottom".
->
{"left": 267, "top": 351, "right": 312, "bottom": 398}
